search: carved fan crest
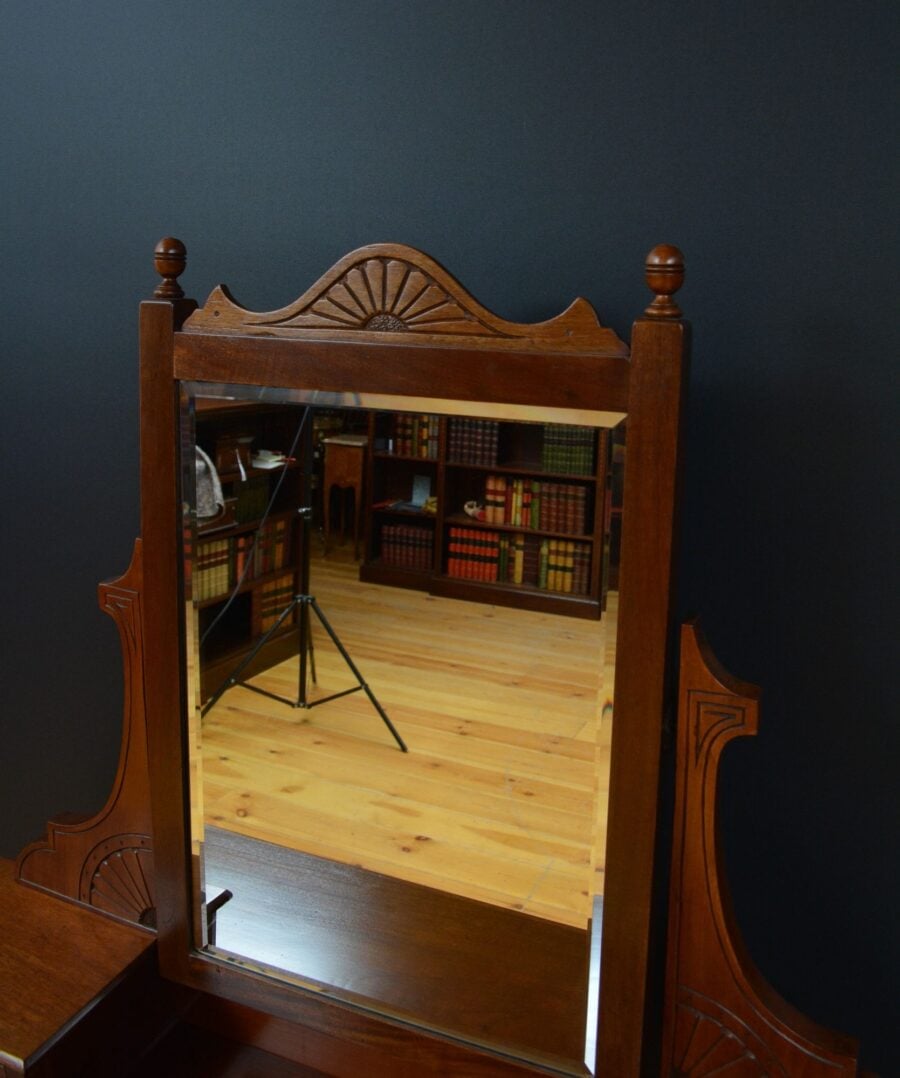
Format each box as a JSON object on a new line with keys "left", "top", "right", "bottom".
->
{"left": 182, "top": 242, "right": 629, "bottom": 353}
{"left": 269, "top": 258, "right": 491, "bottom": 335}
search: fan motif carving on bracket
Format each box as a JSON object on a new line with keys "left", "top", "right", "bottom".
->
{"left": 672, "top": 989, "right": 785, "bottom": 1076}
{"left": 80, "top": 833, "right": 155, "bottom": 926}
{"left": 259, "top": 257, "right": 498, "bottom": 336}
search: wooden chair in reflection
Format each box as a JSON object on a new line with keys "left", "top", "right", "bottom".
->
{"left": 322, "top": 434, "right": 367, "bottom": 559}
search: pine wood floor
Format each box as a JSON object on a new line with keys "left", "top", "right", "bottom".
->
{"left": 198, "top": 547, "right": 615, "bottom": 928}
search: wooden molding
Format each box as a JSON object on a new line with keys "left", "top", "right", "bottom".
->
{"left": 661, "top": 621, "right": 860, "bottom": 1076}
{"left": 16, "top": 540, "right": 156, "bottom": 928}
{"left": 183, "top": 242, "right": 628, "bottom": 354}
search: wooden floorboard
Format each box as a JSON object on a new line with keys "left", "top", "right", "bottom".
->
{"left": 197, "top": 547, "right": 615, "bottom": 927}
{"left": 202, "top": 827, "right": 590, "bottom": 1067}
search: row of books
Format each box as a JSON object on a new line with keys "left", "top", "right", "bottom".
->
{"left": 541, "top": 424, "right": 596, "bottom": 475}
{"left": 252, "top": 572, "right": 296, "bottom": 635}
{"left": 446, "top": 527, "right": 591, "bottom": 594}
{"left": 482, "top": 476, "right": 589, "bottom": 535}
{"left": 195, "top": 516, "right": 292, "bottom": 601}
{"left": 379, "top": 523, "right": 434, "bottom": 570}
{"left": 194, "top": 537, "right": 231, "bottom": 601}
{"left": 447, "top": 419, "right": 599, "bottom": 475}
{"left": 382, "top": 413, "right": 440, "bottom": 459}
{"left": 446, "top": 418, "right": 499, "bottom": 466}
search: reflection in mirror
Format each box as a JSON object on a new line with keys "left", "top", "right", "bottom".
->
{"left": 181, "top": 381, "right": 624, "bottom": 1071}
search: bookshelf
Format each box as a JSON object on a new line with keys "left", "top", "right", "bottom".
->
{"left": 361, "top": 410, "right": 612, "bottom": 619}
{"left": 191, "top": 400, "right": 304, "bottom": 700}
{"left": 361, "top": 411, "right": 441, "bottom": 590}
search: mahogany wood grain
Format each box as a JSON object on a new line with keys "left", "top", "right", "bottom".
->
{"left": 185, "top": 993, "right": 556, "bottom": 1078}
{"left": 643, "top": 245, "right": 685, "bottom": 320}
{"left": 0, "top": 859, "right": 178, "bottom": 1076}
{"left": 660, "top": 622, "right": 862, "bottom": 1076}
{"left": 202, "top": 826, "right": 589, "bottom": 1065}
{"left": 184, "top": 242, "right": 629, "bottom": 355}
{"left": 139, "top": 295, "right": 197, "bottom": 985}
{"left": 595, "top": 293, "right": 690, "bottom": 1075}
{"left": 130, "top": 1019, "right": 329, "bottom": 1077}
{"left": 173, "top": 332, "right": 631, "bottom": 416}
{"left": 16, "top": 542, "right": 155, "bottom": 926}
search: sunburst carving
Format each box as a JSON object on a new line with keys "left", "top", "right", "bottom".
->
{"left": 672, "top": 990, "right": 785, "bottom": 1076}
{"left": 80, "top": 834, "right": 155, "bottom": 926}
{"left": 259, "top": 257, "right": 495, "bottom": 335}
{"left": 182, "top": 242, "right": 630, "bottom": 354}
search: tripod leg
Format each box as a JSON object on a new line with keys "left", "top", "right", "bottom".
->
{"left": 308, "top": 598, "right": 408, "bottom": 753}
{"left": 296, "top": 597, "right": 318, "bottom": 707}
{"left": 202, "top": 596, "right": 301, "bottom": 717}
{"left": 307, "top": 612, "right": 317, "bottom": 685}
{"left": 298, "top": 598, "right": 310, "bottom": 708}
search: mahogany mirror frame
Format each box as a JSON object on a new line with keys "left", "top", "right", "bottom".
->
{"left": 138, "top": 238, "right": 688, "bottom": 1076}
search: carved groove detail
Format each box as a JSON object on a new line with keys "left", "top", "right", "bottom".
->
{"left": 692, "top": 700, "right": 748, "bottom": 766}
{"left": 673, "top": 988, "right": 785, "bottom": 1076}
{"left": 80, "top": 834, "right": 155, "bottom": 925}
{"left": 661, "top": 623, "right": 860, "bottom": 1076}
{"left": 182, "top": 243, "right": 630, "bottom": 354}
{"left": 261, "top": 257, "right": 496, "bottom": 336}
{"left": 15, "top": 541, "right": 156, "bottom": 929}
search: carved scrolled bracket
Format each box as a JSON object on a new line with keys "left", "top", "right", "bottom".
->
{"left": 182, "top": 241, "right": 629, "bottom": 354}
{"left": 661, "top": 621, "right": 861, "bottom": 1076}
{"left": 16, "top": 540, "right": 155, "bottom": 929}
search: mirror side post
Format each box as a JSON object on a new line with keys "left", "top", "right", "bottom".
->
{"left": 595, "top": 247, "right": 690, "bottom": 1076}
{"left": 140, "top": 238, "right": 198, "bottom": 982}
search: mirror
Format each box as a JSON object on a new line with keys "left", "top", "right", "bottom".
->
{"left": 139, "top": 240, "right": 687, "bottom": 1076}
{"left": 180, "top": 380, "right": 625, "bottom": 1070}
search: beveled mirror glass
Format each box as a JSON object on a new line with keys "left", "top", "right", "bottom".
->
{"left": 180, "top": 380, "right": 624, "bottom": 1069}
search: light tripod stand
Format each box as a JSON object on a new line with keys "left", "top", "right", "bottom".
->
{"left": 200, "top": 409, "right": 407, "bottom": 753}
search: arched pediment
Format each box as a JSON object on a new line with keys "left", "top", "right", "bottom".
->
{"left": 183, "top": 243, "right": 627, "bottom": 354}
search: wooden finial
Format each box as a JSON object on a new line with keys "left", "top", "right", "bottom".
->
{"left": 644, "top": 244, "right": 685, "bottom": 318}
{"left": 153, "top": 236, "right": 186, "bottom": 299}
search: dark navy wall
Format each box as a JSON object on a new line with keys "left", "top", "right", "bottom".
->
{"left": 1, "top": 3, "right": 896, "bottom": 1071}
